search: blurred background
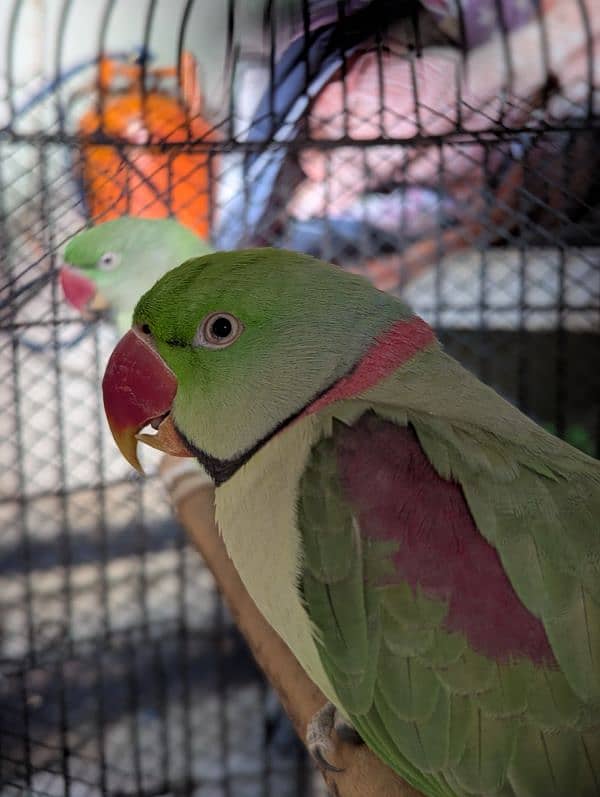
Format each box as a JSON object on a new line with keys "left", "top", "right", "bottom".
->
{"left": 0, "top": 0, "right": 598, "bottom": 795}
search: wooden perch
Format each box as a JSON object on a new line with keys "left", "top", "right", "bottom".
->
{"left": 159, "top": 456, "right": 422, "bottom": 797}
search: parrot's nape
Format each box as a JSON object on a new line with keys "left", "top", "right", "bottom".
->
{"left": 102, "top": 248, "right": 600, "bottom": 797}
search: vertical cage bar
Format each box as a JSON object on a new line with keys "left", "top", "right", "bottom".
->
{"left": 41, "top": 141, "right": 75, "bottom": 660}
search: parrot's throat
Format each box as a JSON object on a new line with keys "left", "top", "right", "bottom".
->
{"left": 183, "top": 316, "right": 437, "bottom": 486}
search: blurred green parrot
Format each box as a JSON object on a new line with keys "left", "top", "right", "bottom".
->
{"left": 61, "top": 216, "right": 212, "bottom": 334}
{"left": 61, "top": 216, "right": 213, "bottom": 509}
{"left": 103, "top": 248, "right": 600, "bottom": 797}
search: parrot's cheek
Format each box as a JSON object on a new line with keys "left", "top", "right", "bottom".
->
{"left": 60, "top": 265, "right": 111, "bottom": 320}
{"left": 102, "top": 327, "right": 194, "bottom": 472}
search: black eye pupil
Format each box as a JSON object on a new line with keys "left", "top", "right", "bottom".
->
{"left": 210, "top": 317, "right": 232, "bottom": 339}
{"left": 142, "top": 324, "right": 151, "bottom": 334}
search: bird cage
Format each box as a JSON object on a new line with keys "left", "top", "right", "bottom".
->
{"left": 0, "top": 0, "right": 598, "bottom": 795}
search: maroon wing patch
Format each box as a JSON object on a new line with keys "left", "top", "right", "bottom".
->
{"left": 334, "top": 413, "right": 556, "bottom": 667}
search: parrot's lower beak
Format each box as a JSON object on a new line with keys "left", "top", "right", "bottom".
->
{"left": 60, "top": 265, "right": 110, "bottom": 319}
{"left": 102, "top": 327, "right": 194, "bottom": 472}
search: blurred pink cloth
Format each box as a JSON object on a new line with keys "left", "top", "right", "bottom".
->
{"left": 286, "top": 0, "right": 599, "bottom": 289}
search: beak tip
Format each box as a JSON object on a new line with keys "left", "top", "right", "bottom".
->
{"left": 107, "top": 422, "right": 145, "bottom": 474}
{"left": 124, "top": 441, "right": 144, "bottom": 474}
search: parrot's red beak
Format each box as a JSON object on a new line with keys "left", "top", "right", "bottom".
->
{"left": 60, "top": 266, "right": 110, "bottom": 317}
{"left": 102, "top": 327, "right": 194, "bottom": 472}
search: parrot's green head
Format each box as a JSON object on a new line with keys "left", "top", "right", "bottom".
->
{"left": 102, "top": 248, "right": 433, "bottom": 479}
{"left": 61, "top": 216, "right": 208, "bottom": 333}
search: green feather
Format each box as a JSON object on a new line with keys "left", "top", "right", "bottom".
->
{"left": 422, "top": 628, "right": 468, "bottom": 669}
{"left": 377, "top": 648, "right": 442, "bottom": 723}
{"left": 474, "top": 660, "right": 531, "bottom": 718}
{"left": 434, "top": 647, "right": 496, "bottom": 696}
{"left": 454, "top": 707, "right": 517, "bottom": 795}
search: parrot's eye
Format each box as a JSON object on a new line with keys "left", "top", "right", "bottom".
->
{"left": 97, "top": 252, "right": 121, "bottom": 271}
{"left": 193, "top": 312, "right": 243, "bottom": 349}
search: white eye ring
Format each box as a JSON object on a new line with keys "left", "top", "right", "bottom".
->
{"left": 96, "top": 251, "right": 121, "bottom": 271}
{"left": 193, "top": 312, "right": 243, "bottom": 349}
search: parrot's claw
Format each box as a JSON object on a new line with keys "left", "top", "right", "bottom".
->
{"left": 306, "top": 702, "right": 346, "bottom": 773}
{"left": 312, "top": 744, "right": 343, "bottom": 773}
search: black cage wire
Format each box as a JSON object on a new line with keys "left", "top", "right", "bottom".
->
{"left": 0, "top": 0, "right": 599, "bottom": 795}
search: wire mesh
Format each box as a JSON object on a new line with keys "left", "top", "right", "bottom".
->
{"left": 0, "top": 0, "right": 599, "bottom": 795}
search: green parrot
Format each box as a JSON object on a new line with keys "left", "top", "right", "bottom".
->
{"left": 61, "top": 216, "right": 212, "bottom": 334}
{"left": 102, "top": 248, "right": 600, "bottom": 797}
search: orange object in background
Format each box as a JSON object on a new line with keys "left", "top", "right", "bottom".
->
{"left": 77, "top": 52, "right": 215, "bottom": 238}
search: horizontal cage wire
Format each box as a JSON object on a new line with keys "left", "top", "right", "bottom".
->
{"left": 0, "top": 0, "right": 599, "bottom": 795}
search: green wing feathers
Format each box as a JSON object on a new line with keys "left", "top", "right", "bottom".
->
{"left": 298, "top": 435, "right": 383, "bottom": 715}
{"left": 297, "top": 410, "right": 600, "bottom": 797}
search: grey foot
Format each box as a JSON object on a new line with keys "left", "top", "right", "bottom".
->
{"left": 306, "top": 702, "right": 343, "bottom": 772}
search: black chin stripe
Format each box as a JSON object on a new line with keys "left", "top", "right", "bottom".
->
{"left": 173, "top": 363, "right": 353, "bottom": 486}
{"left": 183, "top": 435, "right": 259, "bottom": 486}
{"left": 175, "top": 394, "right": 311, "bottom": 486}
